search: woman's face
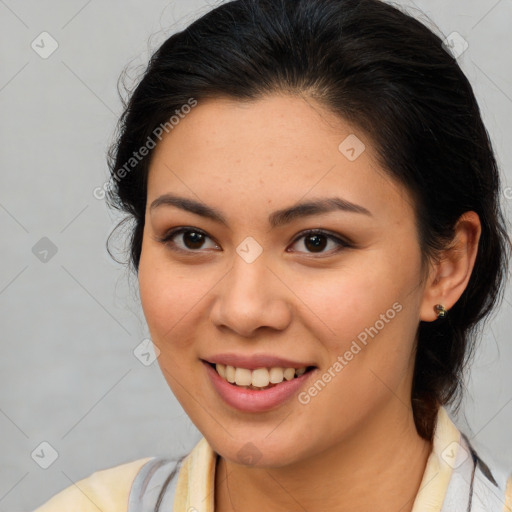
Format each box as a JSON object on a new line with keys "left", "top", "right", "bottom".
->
{"left": 138, "top": 94, "right": 429, "bottom": 467}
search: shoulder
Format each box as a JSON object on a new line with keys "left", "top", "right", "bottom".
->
{"left": 506, "top": 474, "right": 512, "bottom": 510}
{"left": 33, "top": 457, "right": 154, "bottom": 512}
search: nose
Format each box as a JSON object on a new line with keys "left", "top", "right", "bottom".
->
{"left": 209, "top": 252, "right": 293, "bottom": 337}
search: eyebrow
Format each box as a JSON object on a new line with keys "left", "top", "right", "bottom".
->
{"left": 149, "top": 193, "right": 372, "bottom": 228}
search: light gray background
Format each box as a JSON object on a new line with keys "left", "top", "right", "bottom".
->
{"left": 0, "top": 1, "right": 511, "bottom": 510}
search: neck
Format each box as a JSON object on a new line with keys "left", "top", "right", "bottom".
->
{"left": 215, "top": 402, "right": 434, "bottom": 512}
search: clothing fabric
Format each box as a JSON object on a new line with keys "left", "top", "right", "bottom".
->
{"left": 34, "top": 406, "right": 512, "bottom": 511}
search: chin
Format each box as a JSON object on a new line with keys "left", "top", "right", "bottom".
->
{"left": 210, "top": 433, "right": 308, "bottom": 469}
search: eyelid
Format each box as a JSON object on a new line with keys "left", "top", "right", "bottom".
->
{"left": 288, "top": 228, "right": 352, "bottom": 254}
{"left": 157, "top": 226, "right": 352, "bottom": 255}
{"left": 156, "top": 226, "right": 221, "bottom": 254}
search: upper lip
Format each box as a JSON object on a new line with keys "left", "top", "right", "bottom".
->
{"left": 203, "top": 353, "right": 316, "bottom": 370}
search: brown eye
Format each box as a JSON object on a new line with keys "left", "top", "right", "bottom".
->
{"left": 289, "top": 229, "right": 351, "bottom": 255}
{"left": 304, "top": 234, "right": 328, "bottom": 252}
{"left": 182, "top": 231, "right": 206, "bottom": 249}
{"left": 158, "top": 227, "right": 350, "bottom": 256}
{"left": 159, "top": 227, "right": 220, "bottom": 253}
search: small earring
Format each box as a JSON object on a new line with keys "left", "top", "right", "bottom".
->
{"left": 434, "top": 304, "right": 447, "bottom": 318}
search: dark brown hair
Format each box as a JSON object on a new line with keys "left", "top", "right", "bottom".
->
{"left": 106, "top": 0, "right": 511, "bottom": 443}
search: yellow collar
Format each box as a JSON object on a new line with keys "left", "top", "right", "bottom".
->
{"left": 411, "top": 406, "right": 462, "bottom": 511}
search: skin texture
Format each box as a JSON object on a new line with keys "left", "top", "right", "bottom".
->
{"left": 138, "top": 94, "right": 481, "bottom": 512}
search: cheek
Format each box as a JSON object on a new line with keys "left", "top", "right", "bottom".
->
{"left": 291, "top": 252, "right": 419, "bottom": 380}
{"left": 138, "top": 250, "right": 208, "bottom": 348}
{"left": 137, "top": 254, "right": 205, "bottom": 401}
{"left": 292, "top": 266, "right": 400, "bottom": 344}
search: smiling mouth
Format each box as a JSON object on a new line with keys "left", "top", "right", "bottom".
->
{"left": 206, "top": 361, "right": 317, "bottom": 390}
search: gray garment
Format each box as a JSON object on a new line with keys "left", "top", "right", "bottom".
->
{"left": 128, "top": 455, "right": 184, "bottom": 512}
{"left": 440, "top": 433, "right": 510, "bottom": 512}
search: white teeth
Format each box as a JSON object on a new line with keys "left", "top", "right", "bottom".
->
{"left": 269, "top": 367, "right": 284, "bottom": 383}
{"left": 214, "top": 363, "right": 309, "bottom": 389}
{"left": 234, "top": 367, "right": 252, "bottom": 386}
{"left": 283, "top": 368, "right": 296, "bottom": 381}
{"left": 251, "top": 368, "right": 270, "bottom": 387}
{"left": 225, "top": 365, "right": 236, "bottom": 383}
{"left": 216, "top": 363, "right": 226, "bottom": 379}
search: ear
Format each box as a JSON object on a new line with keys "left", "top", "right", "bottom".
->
{"left": 420, "top": 211, "right": 481, "bottom": 322}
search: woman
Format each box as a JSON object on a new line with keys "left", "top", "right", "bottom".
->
{"left": 34, "top": 0, "right": 512, "bottom": 510}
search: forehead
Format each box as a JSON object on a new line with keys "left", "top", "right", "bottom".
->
{"left": 146, "top": 94, "right": 413, "bottom": 225}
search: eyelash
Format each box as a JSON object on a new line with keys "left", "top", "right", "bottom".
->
{"left": 157, "top": 226, "right": 352, "bottom": 256}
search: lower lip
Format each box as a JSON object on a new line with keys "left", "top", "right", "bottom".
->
{"left": 202, "top": 361, "right": 316, "bottom": 413}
